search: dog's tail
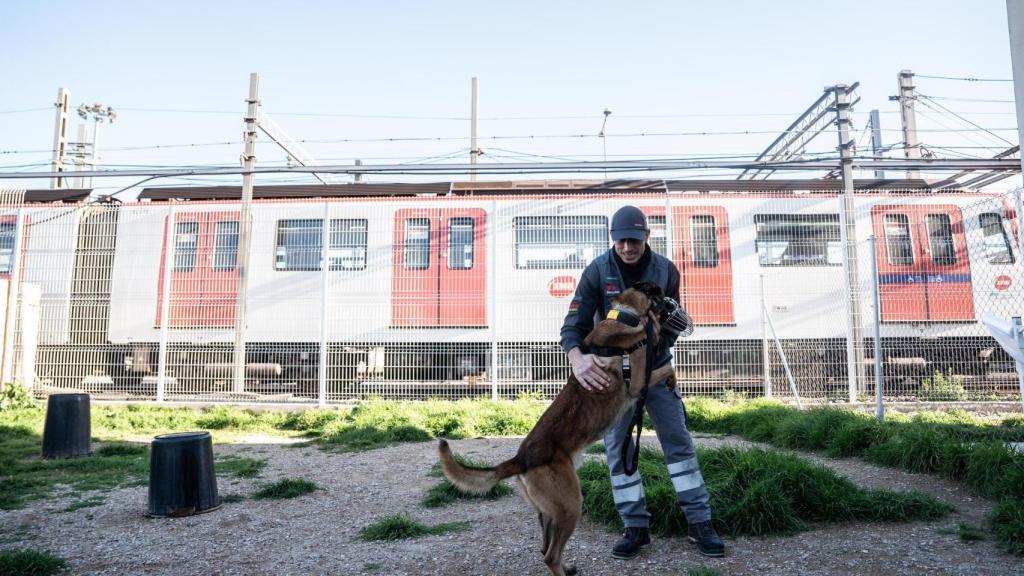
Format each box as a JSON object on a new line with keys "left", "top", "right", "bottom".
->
{"left": 437, "top": 439, "right": 526, "bottom": 494}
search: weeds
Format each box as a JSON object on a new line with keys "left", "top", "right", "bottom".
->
{"left": 216, "top": 456, "right": 266, "bottom": 479}
{"left": 684, "top": 398, "right": 1024, "bottom": 554}
{"left": 358, "top": 514, "right": 470, "bottom": 541}
{"left": 252, "top": 478, "right": 318, "bottom": 500}
{"left": 580, "top": 446, "right": 950, "bottom": 538}
{"left": 0, "top": 549, "right": 66, "bottom": 576}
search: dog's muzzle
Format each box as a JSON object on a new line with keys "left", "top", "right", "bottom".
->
{"left": 652, "top": 296, "right": 694, "bottom": 341}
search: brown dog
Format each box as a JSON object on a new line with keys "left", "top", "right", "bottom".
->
{"left": 438, "top": 283, "right": 676, "bottom": 576}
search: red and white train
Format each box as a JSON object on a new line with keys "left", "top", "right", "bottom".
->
{"left": 12, "top": 179, "right": 1024, "bottom": 397}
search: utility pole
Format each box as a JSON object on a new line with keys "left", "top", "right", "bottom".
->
{"left": 470, "top": 77, "right": 479, "bottom": 181}
{"left": 833, "top": 84, "right": 867, "bottom": 402}
{"left": 1009, "top": 2, "right": 1024, "bottom": 180}
{"left": 50, "top": 88, "right": 69, "bottom": 189}
{"left": 869, "top": 109, "right": 885, "bottom": 180}
{"left": 233, "top": 73, "right": 259, "bottom": 393}
{"left": 896, "top": 70, "right": 921, "bottom": 180}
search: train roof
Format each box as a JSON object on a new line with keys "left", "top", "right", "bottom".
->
{"left": 3, "top": 188, "right": 94, "bottom": 203}
{"left": 135, "top": 178, "right": 956, "bottom": 201}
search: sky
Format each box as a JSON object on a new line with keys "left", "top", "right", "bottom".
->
{"left": 0, "top": 0, "right": 1021, "bottom": 198}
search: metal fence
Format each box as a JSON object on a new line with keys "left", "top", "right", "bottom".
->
{"left": 3, "top": 188, "right": 1022, "bottom": 405}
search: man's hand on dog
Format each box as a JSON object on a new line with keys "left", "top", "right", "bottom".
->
{"left": 568, "top": 347, "right": 611, "bottom": 391}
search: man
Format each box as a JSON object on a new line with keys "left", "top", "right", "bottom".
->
{"left": 559, "top": 205, "right": 725, "bottom": 559}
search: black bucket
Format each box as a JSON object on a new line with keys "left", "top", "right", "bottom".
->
{"left": 41, "top": 393, "right": 91, "bottom": 459}
{"left": 148, "top": 431, "right": 220, "bottom": 517}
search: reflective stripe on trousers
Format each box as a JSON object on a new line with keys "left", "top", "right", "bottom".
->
{"left": 603, "top": 382, "right": 712, "bottom": 527}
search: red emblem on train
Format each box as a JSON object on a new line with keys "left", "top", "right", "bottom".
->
{"left": 995, "top": 275, "right": 1012, "bottom": 291}
{"left": 548, "top": 276, "right": 577, "bottom": 297}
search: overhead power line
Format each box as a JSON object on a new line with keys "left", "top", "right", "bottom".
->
{"left": 915, "top": 74, "right": 1013, "bottom": 82}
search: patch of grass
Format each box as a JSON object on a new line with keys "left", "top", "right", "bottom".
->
{"left": 0, "top": 549, "right": 66, "bottom": 576}
{"left": 61, "top": 496, "right": 105, "bottom": 512}
{"left": 920, "top": 370, "right": 967, "bottom": 401}
{"left": 685, "top": 398, "right": 1024, "bottom": 554}
{"left": 422, "top": 479, "right": 513, "bottom": 508}
{"left": 0, "top": 422, "right": 149, "bottom": 511}
{"left": 585, "top": 442, "right": 606, "bottom": 455}
{"left": 688, "top": 568, "right": 723, "bottom": 576}
{"left": 252, "top": 478, "right": 318, "bottom": 500}
{"left": 580, "top": 446, "right": 950, "bottom": 538}
{"left": 94, "top": 443, "right": 147, "bottom": 457}
{"left": 216, "top": 456, "right": 266, "bottom": 479}
{"left": 313, "top": 398, "right": 547, "bottom": 452}
{"left": 358, "top": 514, "right": 470, "bottom": 541}
{"left": 362, "top": 563, "right": 384, "bottom": 573}
{"left": 991, "top": 496, "right": 1024, "bottom": 555}
{"left": 422, "top": 453, "right": 514, "bottom": 507}
{"left": 220, "top": 493, "right": 245, "bottom": 504}
{"left": 937, "top": 523, "right": 985, "bottom": 542}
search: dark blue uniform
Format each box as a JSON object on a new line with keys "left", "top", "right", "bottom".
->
{"left": 560, "top": 247, "right": 712, "bottom": 528}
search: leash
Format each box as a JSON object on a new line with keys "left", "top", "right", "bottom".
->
{"left": 621, "top": 319, "right": 658, "bottom": 477}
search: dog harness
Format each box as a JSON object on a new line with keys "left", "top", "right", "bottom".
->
{"left": 585, "top": 311, "right": 658, "bottom": 477}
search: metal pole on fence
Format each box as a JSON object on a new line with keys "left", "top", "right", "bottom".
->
{"left": 318, "top": 202, "right": 329, "bottom": 407}
{"left": 869, "top": 236, "right": 885, "bottom": 422}
{"left": 489, "top": 199, "right": 498, "bottom": 401}
{"left": 156, "top": 204, "right": 176, "bottom": 403}
{"left": 1, "top": 209, "right": 24, "bottom": 387}
{"left": 760, "top": 274, "right": 771, "bottom": 398}
{"left": 1013, "top": 316, "right": 1024, "bottom": 413}
{"left": 763, "top": 304, "right": 802, "bottom": 409}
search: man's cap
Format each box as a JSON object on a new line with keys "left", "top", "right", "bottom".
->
{"left": 610, "top": 205, "right": 649, "bottom": 241}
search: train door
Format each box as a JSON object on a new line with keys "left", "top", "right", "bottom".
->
{"left": 391, "top": 208, "right": 486, "bottom": 327}
{"left": 671, "top": 206, "right": 734, "bottom": 324}
{"left": 871, "top": 205, "right": 974, "bottom": 321}
{"left": 0, "top": 214, "right": 25, "bottom": 280}
{"left": 156, "top": 211, "right": 240, "bottom": 327}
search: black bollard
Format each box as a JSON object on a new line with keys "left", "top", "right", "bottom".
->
{"left": 41, "top": 393, "right": 91, "bottom": 459}
{"left": 148, "top": 431, "right": 220, "bottom": 517}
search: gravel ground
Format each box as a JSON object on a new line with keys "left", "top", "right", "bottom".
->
{"left": 0, "top": 433, "right": 1020, "bottom": 576}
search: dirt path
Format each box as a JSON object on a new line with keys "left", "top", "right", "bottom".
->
{"left": 0, "top": 434, "right": 1018, "bottom": 575}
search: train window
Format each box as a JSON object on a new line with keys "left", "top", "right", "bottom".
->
{"left": 405, "top": 218, "right": 432, "bottom": 270}
{"left": 0, "top": 222, "right": 14, "bottom": 274}
{"left": 690, "top": 215, "right": 718, "bottom": 267}
{"left": 447, "top": 217, "right": 474, "bottom": 270}
{"left": 513, "top": 216, "right": 608, "bottom": 269}
{"left": 173, "top": 221, "right": 199, "bottom": 272}
{"left": 884, "top": 214, "right": 914, "bottom": 266}
{"left": 979, "top": 212, "right": 1014, "bottom": 264}
{"left": 648, "top": 215, "right": 668, "bottom": 258}
{"left": 925, "top": 214, "right": 956, "bottom": 266}
{"left": 212, "top": 221, "right": 239, "bottom": 272}
{"left": 329, "top": 219, "right": 368, "bottom": 271}
{"left": 275, "top": 219, "right": 322, "bottom": 271}
{"left": 754, "top": 214, "right": 840, "bottom": 266}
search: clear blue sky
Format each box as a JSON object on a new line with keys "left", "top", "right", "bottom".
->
{"left": 0, "top": 0, "right": 1019, "bottom": 197}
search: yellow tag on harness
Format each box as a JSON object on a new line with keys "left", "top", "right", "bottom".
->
{"left": 607, "top": 309, "right": 620, "bottom": 320}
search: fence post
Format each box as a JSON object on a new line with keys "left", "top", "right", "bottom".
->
{"left": 489, "top": 199, "right": 498, "bottom": 401}
{"left": 760, "top": 274, "right": 771, "bottom": 398}
{"left": 156, "top": 204, "right": 176, "bottom": 403}
{"left": 869, "top": 236, "right": 885, "bottom": 422}
{"left": 318, "top": 202, "right": 329, "bottom": 407}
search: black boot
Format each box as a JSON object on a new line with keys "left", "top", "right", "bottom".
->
{"left": 687, "top": 520, "right": 725, "bottom": 557}
{"left": 611, "top": 526, "right": 651, "bottom": 559}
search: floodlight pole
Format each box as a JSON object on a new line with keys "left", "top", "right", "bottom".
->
{"left": 50, "top": 88, "right": 69, "bottom": 190}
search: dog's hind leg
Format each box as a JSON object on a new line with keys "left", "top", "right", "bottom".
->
{"left": 524, "top": 461, "right": 582, "bottom": 576}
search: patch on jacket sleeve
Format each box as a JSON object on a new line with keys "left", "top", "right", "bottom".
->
{"left": 566, "top": 300, "right": 581, "bottom": 315}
